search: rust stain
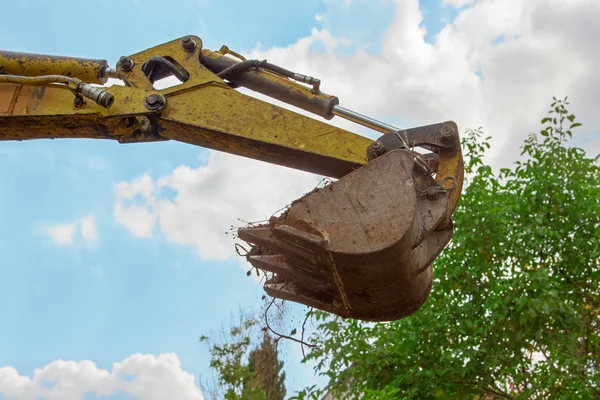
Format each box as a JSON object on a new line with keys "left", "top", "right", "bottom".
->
{"left": 0, "top": 83, "right": 19, "bottom": 114}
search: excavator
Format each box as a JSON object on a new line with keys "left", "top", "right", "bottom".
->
{"left": 0, "top": 36, "right": 463, "bottom": 322}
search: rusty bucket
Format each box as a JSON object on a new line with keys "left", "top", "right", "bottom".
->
{"left": 238, "top": 149, "right": 454, "bottom": 321}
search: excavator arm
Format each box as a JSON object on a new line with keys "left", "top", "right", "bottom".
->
{"left": 0, "top": 35, "right": 463, "bottom": 321}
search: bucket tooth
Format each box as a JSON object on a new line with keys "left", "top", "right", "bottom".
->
{"left": 264, "top": 281, "right": 338, "bottom": 314}
{"left": 237, "top": 226, "right": 275, "bottom": 248}
{"left": 248, "top": 254, "right": 327, "bottom": 289}
{"left": 273, "top": 225, "right": 329, "bottom": 249}
{"left": 239, "top": 226, "right": 319, "bottom": 265}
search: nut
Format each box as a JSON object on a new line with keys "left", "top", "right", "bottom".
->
{"left": 144, "top": 94, "right": 165, "bottom": 110}
{"left": 367, "top": 140, "right": 386, "bottom": 160}
{"left": 181, "top": 36, "right": 197, "bottom": 52}
{"left": 118, "top": 56, "right": 134, "bottom": 72}
{"left": 370, "top": 140, "right": 383, "bottom": 150}
{"left": 370, "top": 140, "right": 385, "bottom": 153}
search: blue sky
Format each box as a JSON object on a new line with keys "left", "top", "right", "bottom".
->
{"left": 0, "top": 1, "right": 461, "bottom": 397}
{"left": 0, "top": 0, "right": 457, "bottom": 57}
{"left": 2, "top": 0, "right": 598, "bottom": 398}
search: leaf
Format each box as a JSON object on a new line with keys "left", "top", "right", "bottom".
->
{"left": 570, "top": 122, "right": 582, "bottom": 129}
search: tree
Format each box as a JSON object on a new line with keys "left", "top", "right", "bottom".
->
{"left": 295, "top": 97, "right": 600, "bottom": 399}
{"left": 246, "top": 332, "right": 286, "bottom": 400}
{"left": 200, "top": 313, "right": 287, "bottom": 400}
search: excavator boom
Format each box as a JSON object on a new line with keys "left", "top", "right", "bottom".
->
{"left": 0, "top": 36, "right": 463, "bottom": 321}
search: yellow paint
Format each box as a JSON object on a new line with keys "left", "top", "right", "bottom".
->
{"left": 0, "top": 34, "right": 461, "bottom": 191}
{"left": 161, "top": 82, "right": 371, "bottom": 175}
{"left": 0, "top": 36, "right": 372, "bottom": 177}
{"left": 0, "top": 51, "right": 107, "bottom": 84}
{"left": 435, "top": 124, "right": 464, "bottom": 228}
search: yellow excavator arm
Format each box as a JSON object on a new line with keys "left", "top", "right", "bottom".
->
{"left": 0, "top": 35, "right": 463, "bottom": 321}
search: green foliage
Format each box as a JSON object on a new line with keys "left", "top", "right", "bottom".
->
{"left": 296, "top": 98, "right": 600, "bottom": 399}
{"left": 200, "top": 315, "right": 286, "bottom": 400}
{"left": 247, "top": 333, "right": 286, "bottom": 400}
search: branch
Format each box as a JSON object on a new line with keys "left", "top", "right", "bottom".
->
{"left": 592, "top": 340, "right": 600, "bottom": 376}
{"left": 452, "top": 380, "right": 514, "bottom": 400}
{"left": 301, "top": 308, "right": 313, "bottom": 358}
{"left": 264, "top": 297, "right": 316, "bottom": 348}
{"left": 248, "top": 300, "right": 317, "bottom": 385}
{"left": 482, "top": 386, "right": 515, "bottom": 400}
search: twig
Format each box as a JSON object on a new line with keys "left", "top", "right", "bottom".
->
{"left": 250, "top": 302, "right": 314, "bottom": 381}
{"left": 453, "top": 380, "right": 514, "bottom": 400}
{"left": 235, "top": 243, "right": 249, "bottom": 257}
{"left": 481, "top": 386, "right": 515, "bottom": 400}
{"left": 301, "top": 308, "right": 313, "bottom": 358}
{"left": 269, "top": 203, "right": 292, "bottom": 220}
{"left": 264, "top": 297, "right": 316, "bottom": 348}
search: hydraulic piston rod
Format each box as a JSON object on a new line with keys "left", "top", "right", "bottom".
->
{"left": 200, "top": 49, "right": 401, "bottom": 136}
{"left": 332, "top": 105, "right": 400, "bottom": 134}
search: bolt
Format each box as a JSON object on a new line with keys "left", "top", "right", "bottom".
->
{"left": 367, "top": 140, "right": 386, "bottom": 160}
{"left": 118, "top": 56, "right": 134, "bottom": 71}
{"left": 370, "top": 140, "right": 386, "bottom": 154}
{"left": 426, "top": 186, "right": 440, "bottom": 201}
{"left": 370, "top": 140, "right": 383, "bottom": 151}
{"left": 181, "top": 36, "right": 197, "bottom": 52}
{"left": 144, "top": 94, "right": 164, "bottom": 110}
{"left": 440, "top": 126, "right": 457, "bottom": 144}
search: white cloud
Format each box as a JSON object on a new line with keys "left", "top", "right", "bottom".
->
{"left": 113, "top": 0, "right": 600, "bottom": 261}
{"left": 46, "top": 216, "right": 98, "bottom": 245}
{"left": 442, "top": 0, "right": 476, "bottom": 8}
{"left": 244, "top": 0, "right": 600, "bottom": 165}
{"left": 0, "top": 353, "right": 203, "bottom": 400}
{"left": 113, "top": 152, "right": 320, "bottom": 261}
{"left": 46, "top": 224, "right": 76, "bottom": 245}
{"left": 114, "top": 175, "right": 157, "bottom": 238}
{"left": 80, "top": 216, "right": 97, "bottom": 241}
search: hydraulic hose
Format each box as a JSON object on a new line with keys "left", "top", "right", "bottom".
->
{"left": 216, "top": 59, "right": 267, "bottom": 80}
{"left": 0, "top": 74, "right": 76, "bottom": 86}
{"left": 142, "top": 56, "right": 190, "bottom": 84}
{"left": 0, "top": 74, "right": 114, "bottom": 108}
{"left": 216, "top": 58, "right": 320, "bottom": 92}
